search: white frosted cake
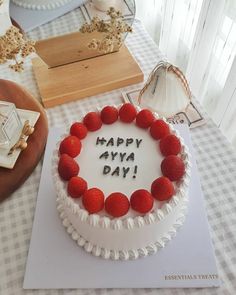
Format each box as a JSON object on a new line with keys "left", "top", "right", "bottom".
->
{"left": 12, "top": 0, "right": 74, "bottom": 10}
{"left": 52, "top": 104, "right": 191, "bottom": 260}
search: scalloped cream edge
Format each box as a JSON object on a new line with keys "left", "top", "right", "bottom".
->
{"left": 51, "top": 104, "right": 191, "bottom": 260}
{"left": 56, "top": 195, "right": 188, "bottom": 260}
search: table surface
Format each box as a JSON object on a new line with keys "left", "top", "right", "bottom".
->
{"left": 0, "top": 6, "right": 236, "bottom": 295}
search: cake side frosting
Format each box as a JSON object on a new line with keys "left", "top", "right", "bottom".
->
{"left": 55, "top": 194, "right": 188, "bottom": 260}
{"left": 52, "top": 104, "right": 191, "bottom": 260}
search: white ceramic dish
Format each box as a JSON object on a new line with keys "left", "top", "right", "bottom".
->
{"left": 0, "top": 108, "right": 40, "bottom": 169}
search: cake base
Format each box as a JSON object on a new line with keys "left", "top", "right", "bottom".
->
{"left": 23, "top": 127, "right": 220, "bottom": 289}
{"left": 32, "top": 45, "right": 144, "bottom": 108}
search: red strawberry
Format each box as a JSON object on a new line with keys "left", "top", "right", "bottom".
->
{"left": 160, "top": 134, "right": 181, "bottom": 156}
{"left": 58, "top": 154, "right": 79, "bottom": 181}
{"left": 136, "top": 109, "right": 155, "bottom": 129}
{"left": 150, "top": 119, "right": 170, "bottom": 140}
{"left": 119, "top": 103, "right": 137, "bottom": 123}
{"left": 161, "top": 155, "right": 185, "bottom": 181}
{"left": 67, "top": 176, "right": 88, "bottom": 198}
{"left": 83, "top": 112, "right": 102, "bottom": 131}
{"left": 82, "top": 188, "right": 104, "bottom": 214}
{"left": 105, "top": 192, "right": 130, "bottom": 217}
{"left": 151, "top": 176, "right": 175, "bottom": 201}
{"left": 101, "top": 106, "right": 118, "bottom": 124}
{"left": 59, "top": 135, "right": 81, "bottom": 158}
{"left": 70, "top": 122, "right": 88, "bottom": 139}
{"left": 130, "top": 189, "right": 154, "bottom": 214}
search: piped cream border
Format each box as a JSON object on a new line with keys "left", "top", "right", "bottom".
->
{"left": 56, "top": 195, "right": 188, "bottom": 260}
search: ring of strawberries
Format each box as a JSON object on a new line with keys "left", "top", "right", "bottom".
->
{"left": 58, "top": 104, "right": 186, "bottom": 218}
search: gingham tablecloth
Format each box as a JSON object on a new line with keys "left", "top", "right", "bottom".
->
{"left": 0, "top": 7, "right": 236, "bottom": 295}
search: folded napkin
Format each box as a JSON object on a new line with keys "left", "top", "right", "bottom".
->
{"left": 122, "top": 89, "right": 206, "bottom": 129}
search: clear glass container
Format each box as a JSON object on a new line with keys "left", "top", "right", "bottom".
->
{"left": 0, "top": 101, "right": 22, "bottom": 149}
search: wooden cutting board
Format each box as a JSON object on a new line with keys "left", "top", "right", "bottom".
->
{"left": 0, "top": 79, "right": 48, "bottom": 202}
{"left": 33, "top": 45, "right": 144, "bottom": 108}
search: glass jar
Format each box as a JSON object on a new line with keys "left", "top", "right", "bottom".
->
{"left": 0, "top": 101, "right": 22, "bottom": 149}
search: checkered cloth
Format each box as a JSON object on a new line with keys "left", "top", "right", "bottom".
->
{"left": 0, "top": 7, "right": 236, "bottom": 295}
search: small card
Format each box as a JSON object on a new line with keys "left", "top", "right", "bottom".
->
{"left": 1, "top": 109, "right": 21, "bottom": 141}
{"left": 0, "top": 109, "right": 40, "bottom": 169}
{"left": 23, "top": 125, "right": 220, "bottom": 289}
{"left": 122, "top": 89, "right": 206, "bottom": 129}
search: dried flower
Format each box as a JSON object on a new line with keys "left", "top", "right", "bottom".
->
{"left": 0, "top": 25, "right": 35, "bottom": 72}
{"left": 80, "top": 7, "right": 132, "bottom": 54}
{"left": 9, "top": 61, "right": 24, "bottom": 72}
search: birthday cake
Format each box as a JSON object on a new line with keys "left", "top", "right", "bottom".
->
{"left": 52, "top": 104, "right": 191, "bottom": 260}
{"left": 12, "top": 0, "right": 74, "bottom": 10}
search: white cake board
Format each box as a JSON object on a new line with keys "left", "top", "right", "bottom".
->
{"left": 23, "top": 125, "right": 221, "bottom": 289}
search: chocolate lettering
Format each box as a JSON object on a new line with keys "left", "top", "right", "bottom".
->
{"left": 99, "top": 151, "right": 109, "bottom": 160}
{"left": 136, "top": 139, "right": 143, "bottom": 148}
{"left": 126, "top": 138, "right": 133, "bottom": 147}
{"left": 123, "top": 167, "right": 130, "bottom": 178}
{"left": 119, "top": 152, "right": 127, "bottom": 162}
{"left": 96, "top": 137, "right": 107, "bottom": 145}
{"left": 133, "top": 165, "right": 138, "bottom": 179}
{"left": 126, "top": 152, "right": 135, "bottom": 161}
{"left": 111, "top": 151, "right": 118, "bottom": 161}
{"left": 103, "top": 165, "right": 111, "bottom": 175}
{"left": 111, "top": 166, "right": 120, "bottom": 176}
{"left": 106, "top": 137, "right": 114, "bottom": 147}
{"left": 117, "top": 137, "right": 124, "bottom": 146}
